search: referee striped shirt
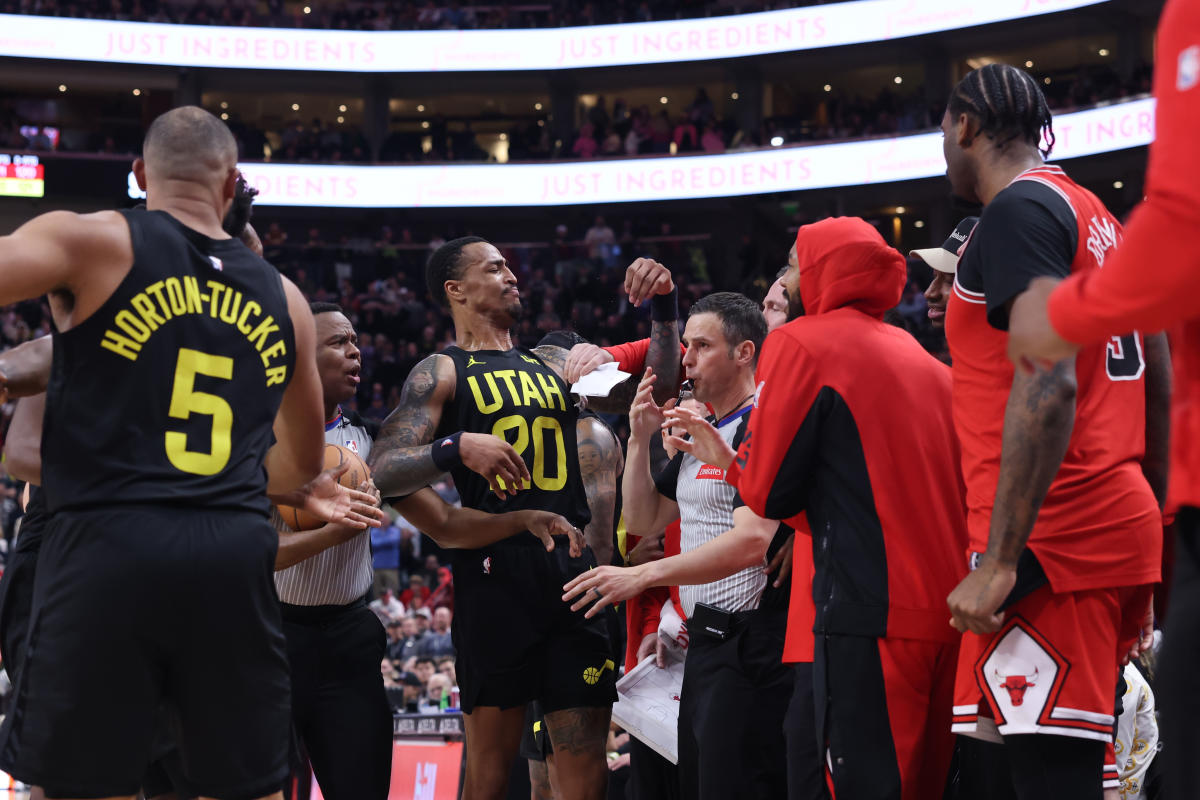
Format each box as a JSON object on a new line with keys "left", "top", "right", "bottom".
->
{"left": 273, "top": 413, "right": 375, "bottom": 606}
{"left": 654, "top": 406, "right": 766, "bottom": 618}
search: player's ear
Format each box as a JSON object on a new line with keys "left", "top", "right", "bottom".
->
{"left": 222, "top": 167, "right": 238, "bottom": 201}
{"left": 444, "top": 279, "right": 465, "bottom": 305}
{"left": 955, "top": 112, "right": 978, "bottom": 149}
{"left": 132, "top": 158, "right": 148, "bottom": 192}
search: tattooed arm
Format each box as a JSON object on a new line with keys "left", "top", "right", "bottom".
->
{"left": 948, "top": 359, "right": 1077, "bottom": 633}
{"left": 577, "top": 415, "right": 624, "bottom": 566}
{"left": 534, "top": 314, "right": 680, "bottom": 415}
{"left": 1141, "top": 332, "right": 1171, "bottom": 510}
{"left": 368, "top": 354, "right": 456, "bottom": 497}
{"left": 370, "top": 354, "right": 530, "bottom": 499}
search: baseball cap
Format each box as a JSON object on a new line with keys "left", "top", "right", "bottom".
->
{"left": 910, "top": 216, "right": 978, "bottom": 274}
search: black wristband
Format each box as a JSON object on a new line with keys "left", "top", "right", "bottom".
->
{"left": 650, "top": 287, "right": 679, "bottom": 321}
{"left": 430, "top": 431, "right": 464, "bottom": 472}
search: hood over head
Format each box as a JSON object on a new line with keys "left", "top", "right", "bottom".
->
{"left": 795, "top": 217, "right": 906, "bottom": 319}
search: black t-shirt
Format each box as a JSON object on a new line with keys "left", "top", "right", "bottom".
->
{"left": 955, "top": 179, "right": 1077, "bottom": 331}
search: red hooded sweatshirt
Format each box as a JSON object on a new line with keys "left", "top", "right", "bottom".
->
{"left": 727, "top": 217, "right": 968, "bottom": 643}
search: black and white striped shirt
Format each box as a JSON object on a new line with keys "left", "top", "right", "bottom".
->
{"left": 654, "top": 407, "right": 766, "bottom": 618}
{"left": 273, "top": 414, "right": 375, "bottom": 606}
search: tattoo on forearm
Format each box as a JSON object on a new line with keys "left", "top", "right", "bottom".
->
{"left": 544, "top": 706, "right": 611, "bottom": 757}
{"left": 644, "top": 317, "right": 682, "bottom": 406}
{"left": 578, "top": 426, "right": 622, "bottom": 564}
{"left": 989, "top": 360, "right": 1077, "bottom": 564}
{"left": 369, "top": 355, "right": 445, "bottom": 496}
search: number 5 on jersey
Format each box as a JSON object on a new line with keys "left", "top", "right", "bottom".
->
{"left": 165, "top": 348, "right": 234, "bottom": 475}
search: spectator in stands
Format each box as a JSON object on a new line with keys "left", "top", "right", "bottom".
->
{"left": 672, "top": 115, "right": 699, "bottom": 152}
{"left": 371, "top": 518, "right": 403, "bottom": 595}
{"left": 417, "top": 606, "right": 455, "bottom": 658}
{"left": 437, "top": 657, "right": 457, "bottom": 687}
{"left": 585, "top": 215, "right": 616, "bottom": 267}
{"left": 422, "top": 674, "right": 453, "bottom": 712}
{"left": 369, "top": 588, "right": 405, "bottom": 623}
{"left": 413, "top": 656, "right": 436, "bottom": 688}
{"left": 572, "top": 123, "right": 599, "bottom": 159}
{"left": 390, "top": 615, "right": 423, "bottom": 662}
{"left": 400, "top": 573, "right": 431, "bottom": 608}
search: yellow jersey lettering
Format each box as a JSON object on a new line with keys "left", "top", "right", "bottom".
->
{"left": 218, "top": 288, "right": 243, "bottom": 325}
{"left": 536, "top": 372, "right": 566, "bottom": 411}
{"left": 143, "top": 280, "right": 173, "bottom": 321}
{"left": 130, "top": 293, "right": 165, "bottom": 332}
{"left": 467, "top": 374, "right": 504, "bottom": 415}
{"left": 493, "top": 369, "right": 521, "bottom": 404}
{"left": 206, "top": 280, "right": 225, "bottom": 318}
{"left": 236, "top": 300, "right": 261, "bottom": 335}
{"left": 519, "top": 371, "right": 547, "bottom": 408}
{"left": 163, "top": 277, "right": 188, "bottom": 316}
{"left": 247, "top": 316, "right": 280, "bottom": 351}
{"left": 259, "top": 338, "right": 287, "bottom": 368}
{"left": 182, "top": 275, "right": 204, "bottom": 314}
{"left": 114, "top": 309, "right": 152, "bottom": 343}
{"left": 265, "top": 365, "right": 289, "bottom": 386}
{"left": 100, "top": 329, "right": 141, "bottom": 360}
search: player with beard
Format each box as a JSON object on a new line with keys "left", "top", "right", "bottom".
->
{"left": 368, "top": 238, "right": 680, "bottom": 800}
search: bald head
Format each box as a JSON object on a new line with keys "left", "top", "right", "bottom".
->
{"left": 143, "top": 106, "right": 237, "bottom": 184}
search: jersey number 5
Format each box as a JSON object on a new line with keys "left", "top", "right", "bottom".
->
{"left": 1105, "top": 333, "right": 1144, "bottom": 381}
{"left": 165, "top": 348, "right": 234, "bottom": 475}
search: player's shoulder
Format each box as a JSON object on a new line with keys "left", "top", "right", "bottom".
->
{"left": 399, "top": 351, "right": 458, "bottom": 403}
{"left": 986, "top": 175, "right": 1077, "bottom": 231}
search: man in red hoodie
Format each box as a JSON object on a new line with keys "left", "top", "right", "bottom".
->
{"left": 662, "top": 217, "right": 967, "bottom": 800}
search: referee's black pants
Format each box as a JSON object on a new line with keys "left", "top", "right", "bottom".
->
{"left": 281, "top": 599, "right": 393, "bottom": 800}
{"left": 678, "top": 607, "right": 791, "bottom": 800}
{"left": 1161, "top": 507, "right": 1200, "bottom": 800}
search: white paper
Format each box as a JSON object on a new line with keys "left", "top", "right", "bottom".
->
{"left": 569, "top": 362, "right": 633, "bottom": 398}
{"left": 611, "top": 652, "right": 685, "bottom": 764}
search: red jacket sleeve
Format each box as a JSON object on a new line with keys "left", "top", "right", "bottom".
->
{"left": 603, "top": 339, "right": 687, "bottom": 376}
{"left": 1049, "top": 0, "right": 1200, "bottom": 341}
{"left": 727, "top": 332, "right": 821, "bottom": 523}
{"left": 604, "top": 339, "right": 651, "bottom": 373}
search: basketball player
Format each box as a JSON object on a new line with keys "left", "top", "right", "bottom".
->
{"left": 938, "top": 65, "right": 1167, "bottom": 799}
{"left": 661, "top": 218, "right": 968, "bottom": 800}
{"left": 1002, "top": 5, "right": 1200, "bottom": 794}
{"left": 0, "top": 105, "right": 372, "bottom": 800}
{"left": 368, "top": 239, "right": 680, "bottom": 800}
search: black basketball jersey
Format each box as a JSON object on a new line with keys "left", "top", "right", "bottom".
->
{"left": 41, "top": 208, "right": 295, "bottom": 516}
{"left": 436, "top": 346, "right": 591, "bottom": 536}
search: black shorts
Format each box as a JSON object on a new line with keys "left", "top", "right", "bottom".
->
{"left": 0, "top": 488, "right": 47, "bottom": 690}
{"left": 0, "top": 505, "right": 291, "bottom": 799}
{"left": 520, "top": 701, "right": 554, "bottom": 762}
{"left": 450, "top": 539, "right": 616, "bottom": 715}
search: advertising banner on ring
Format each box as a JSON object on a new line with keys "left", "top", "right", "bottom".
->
{"left": 126, "top": 97, "right": 1152, "bottom": 208}
{"left": 0, "top": 0, "right": 1106, "bottom": 72}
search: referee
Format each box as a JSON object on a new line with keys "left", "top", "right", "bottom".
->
{"left": 575, "top": 293, "right": 792, "bottom": 800}
{"left": 273, "top": 302, "right": 392, "bottom": 800}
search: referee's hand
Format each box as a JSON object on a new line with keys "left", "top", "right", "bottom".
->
{"left": 562, "top": 565, "right": 650, "bottom": 618}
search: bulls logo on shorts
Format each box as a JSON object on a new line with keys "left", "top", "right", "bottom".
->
{"left": 979, "top": 617, "right": 1068, "bottom": 733}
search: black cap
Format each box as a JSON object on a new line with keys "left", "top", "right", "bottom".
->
{"left": 910, "top": 216, "right": 979, "bottom": 274}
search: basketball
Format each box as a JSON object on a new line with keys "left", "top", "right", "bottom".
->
{"left": 276, "top": 443, "right": 371, "bottom": 531}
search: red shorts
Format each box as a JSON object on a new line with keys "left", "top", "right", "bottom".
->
{"left": 952, "top": 582, "right": 1150, "bottom": 754}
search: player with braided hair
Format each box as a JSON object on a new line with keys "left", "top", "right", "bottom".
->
{"left": 941, "top": 63, "right": 1170, "bottom": 800}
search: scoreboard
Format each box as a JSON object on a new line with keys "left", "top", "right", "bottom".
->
{"left": 0, "top": 154, "right": 45, "bottom": 198}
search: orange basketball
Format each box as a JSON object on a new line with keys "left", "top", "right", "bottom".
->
{"left": 276, "top": 443, "right": 371, "bottom": 531}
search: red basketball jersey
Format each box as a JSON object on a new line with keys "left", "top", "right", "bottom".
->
{"left": 946, "top": 165, "right": 1160, "bottom": 592}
